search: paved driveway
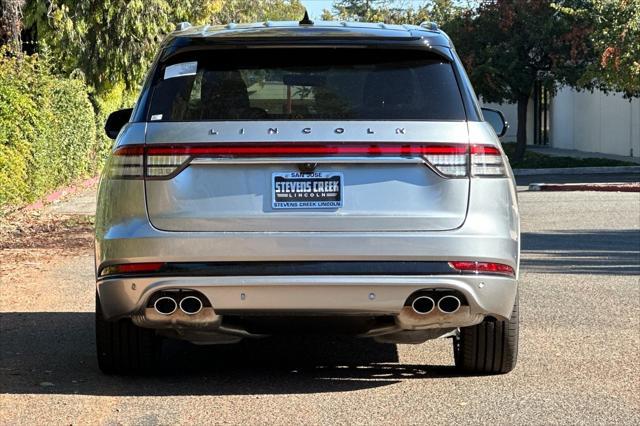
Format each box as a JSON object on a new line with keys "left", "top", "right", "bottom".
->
{"left": 1, "top": 188, "right": 638, "bottom": 424}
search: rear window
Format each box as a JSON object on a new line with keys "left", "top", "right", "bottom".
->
{"left": 147, "top": 48, "right": 466, "bottom": 121}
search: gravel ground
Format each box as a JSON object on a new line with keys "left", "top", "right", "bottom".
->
{"left": 1, "top": 188, "right": 639, "bottom": 425}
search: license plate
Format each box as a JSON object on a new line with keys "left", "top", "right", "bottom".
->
{"left": 272, "top": 172, "right": 343, "bottom": 209}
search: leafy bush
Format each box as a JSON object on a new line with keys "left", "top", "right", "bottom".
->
{"left": 91, "top": 82, "right": 136, "bottom": 170}
{"left": 0, "top": 52, "right": 97, "bottom": 207}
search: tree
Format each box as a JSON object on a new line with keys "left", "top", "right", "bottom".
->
{"left": 208, "top": 0, "right": 305, "bottom": 24}
{"left": 324, "top": 0, "right": 463, "bottom": 25}
{"left": 555, "top": 0, "right": 640, "bottom": 98}
{"left": 331, "top": 0, "right": 385, "bottom": 21}
{"left": 21, "top": 0, "right": 305, "bottom": 94}
{"left": 443, "top": 1, "right": 593, "bottom": 161}
{"left": 0, "top": 0, "right": 25, "bottom": 51}
{"left": 22, "top": 0, "right": 210, "bottom": 93}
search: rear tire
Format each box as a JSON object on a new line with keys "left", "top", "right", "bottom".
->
{"left": 95, "top": 293, "right": 161, "bottom": 374}
{"left": 454, "top": 292, "right": 519, "bottom": 374}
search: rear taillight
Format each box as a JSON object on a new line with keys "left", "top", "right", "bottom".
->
{"left": 107, "top": 143, "right": 506, "bottom": 179}
{"left": 109, "top": 146, "right": 144, "bottom": 178}
{"left": 146, "top": 153, "right": 190, "bottom": 177}
{"left": 420, "top": 146, "right": 468, "bottom": 177}
{"left": 471, "top": 145, "right": 507, "bottom": 177}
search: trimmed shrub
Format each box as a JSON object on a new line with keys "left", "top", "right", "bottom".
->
{"left": 91, "top": 82, "right": 136, "bottom": 170}
{"left": 0, "top": 53, "right": 97, "bottom": 208}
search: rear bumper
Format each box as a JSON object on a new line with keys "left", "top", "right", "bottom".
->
{"left": 97, "top": 274, "right": 517, "bottom": 322}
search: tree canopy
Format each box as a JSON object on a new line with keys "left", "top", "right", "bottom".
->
{"left": 2, "top": 0, "right": 636, "bottom": 158}
{"left": 21, "top": 0, "right": 305, "bottom": 93}
{"left": 442, "top": 0, "right": 593, "bottom": 160}
{"left": 323, "top": 0, "right": 463, "bottom": 25}
{"left": 555, "top": 0, "right": 640, "bottom": 98}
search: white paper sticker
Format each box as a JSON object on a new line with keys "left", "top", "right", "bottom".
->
{"left": 164, "top": 61, "right": 197, "bottom": 80}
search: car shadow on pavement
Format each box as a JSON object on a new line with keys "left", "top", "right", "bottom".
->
{"left": 521, "top": 229, "right": 640, "bottom": 275}
{"left": 0, "top": 312, "right": 462, "bottom": 396}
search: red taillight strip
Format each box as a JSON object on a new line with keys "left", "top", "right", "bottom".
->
{"left": 109, "top": 143, "right": 471, "bottom": 179}
{"left": 145, "top": 144, "right": 469, "bottom": 157}
{"left": 113, "top": 145, "right": 144, "bottom": 156}
{"left": 449, "top": 261, "right": 515, "bottom": 277}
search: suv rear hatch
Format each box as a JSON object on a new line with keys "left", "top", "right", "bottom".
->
{"left": 142, "top": 47, "right": 470, "bottom": 232}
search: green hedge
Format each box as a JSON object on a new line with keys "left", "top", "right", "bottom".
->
{"left": 0, "top": 53, "right": 97, "bottom": 207}
{"left": 91, "top": 82, "right": 137, "bottom": 170}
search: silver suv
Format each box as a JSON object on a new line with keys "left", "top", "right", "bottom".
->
{"left": 96, "top": 19, "right": 519, "bottom": 375}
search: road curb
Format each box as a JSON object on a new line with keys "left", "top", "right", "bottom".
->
{"left": 513, "top": 166, "right": 640, "bottom": 176}
{"left": 528, "top": 182, "right": 640, "bottom": 192}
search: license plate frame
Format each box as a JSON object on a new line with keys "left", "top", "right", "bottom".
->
{"left": 272, "top": 172, "right": 343, "bottom": 209}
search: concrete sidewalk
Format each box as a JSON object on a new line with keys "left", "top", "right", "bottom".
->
{"left": 43, "top": 186, "right": 97, "bottom": 216}
{"left": 528, "top": 146, "right": 640, "bottom": 164}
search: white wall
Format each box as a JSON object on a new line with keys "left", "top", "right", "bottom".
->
{"left": 551, "top": 87, "right": 640, "bottom": 158}
{"left": 480, "top": 98, "right": 533, "bottom": 144}
{"left": 482, "top": 88, "right": 640, "bottom": 158}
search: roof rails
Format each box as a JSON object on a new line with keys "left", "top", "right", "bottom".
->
{"left": 419, "top": 21, "right": 438, "bottom": 31}
{"left": 175, "top": 22, "right": 192, "bottom": 31}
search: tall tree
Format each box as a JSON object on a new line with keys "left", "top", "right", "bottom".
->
{"left": 556, "top": 0, "right": 640, "bottom": 97}
{"left": 22, "top": 0, "right": 305, "bottom": 93}
{"left": 443, "top": 1, "right": 593, "bottom": 161}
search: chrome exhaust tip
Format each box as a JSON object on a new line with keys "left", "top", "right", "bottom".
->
{"left": 154, "top": 296, "right": 177, "bottom": 315}
{"left": 411, "top": 296, "right": 435, "bottom": 315}
{"left": 179, "top": 295, "right": 203, "bottom": 315}
{"left": 437, "top": 295, "right": 461, "bottom": 314}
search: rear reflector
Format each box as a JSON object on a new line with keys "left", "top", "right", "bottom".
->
{"left": 449, "top": 261, "right": 515, "bottom": 277}
{"left": 107, "top": 143, "right": 506, "bottom": 179}
{"left": 99, "top": 262, "right": 165, "bottom": 277}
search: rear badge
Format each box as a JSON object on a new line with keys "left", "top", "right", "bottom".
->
{"left": 272, "top": 172, "right": 343, "bottom": 209}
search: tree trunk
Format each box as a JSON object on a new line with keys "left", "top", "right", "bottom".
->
{"left": 514, "top": 94, "right": 529, "bottom": 162}
{"left": 0, "top": 0, "right": 25, "bottom": 52}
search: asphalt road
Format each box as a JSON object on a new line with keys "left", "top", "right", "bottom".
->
{"left": 1, "top": 189, "right": 639, "bottom": 424}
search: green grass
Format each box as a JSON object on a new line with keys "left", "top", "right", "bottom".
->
{"left": 502, "top": 143, "right": 636, "bottom": 169}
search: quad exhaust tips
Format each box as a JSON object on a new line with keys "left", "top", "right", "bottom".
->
{"left": 411, "top": 294, "right": 461, "bottom": 315}
{"left": 153, "top": 294, "right": 204, "bottom": 315}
